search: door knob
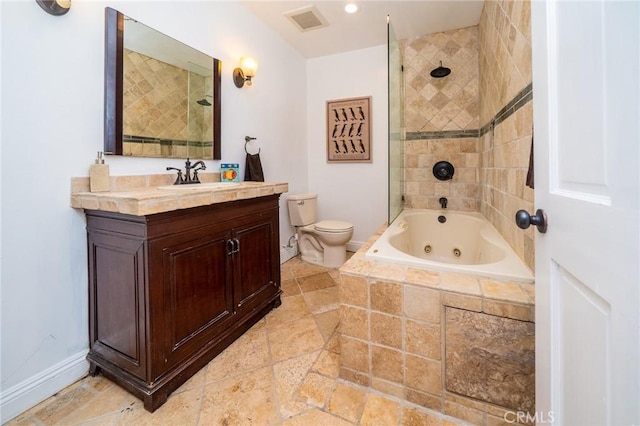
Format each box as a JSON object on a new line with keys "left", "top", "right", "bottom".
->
{"left": 515, "top": 209, "right": 547, "bottom": 233}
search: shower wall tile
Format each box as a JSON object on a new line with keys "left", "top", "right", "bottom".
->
{"left": 123, "top": 50, "right": 212, "bottom": 160}
{"left": 403, "top": 137, "right": 480, "bottom": 212}
{"left": 401, "top": 27, "right": 480, "bottom": 133}
{"left": 478, "top": 0, "right": 534, "bottom": 270}
{"left": 123, "top": 50, "right": 188, "bottom": 142}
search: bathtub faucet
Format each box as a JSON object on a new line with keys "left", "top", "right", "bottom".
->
{"left": 439, "top": 197, "right": 448, "bottom": 209}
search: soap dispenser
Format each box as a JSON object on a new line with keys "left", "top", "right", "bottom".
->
{"left": 90, "top": 151, "right": 110, "bottom": 192}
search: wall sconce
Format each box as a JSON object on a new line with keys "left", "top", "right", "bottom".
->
{"left": 36, "top": 0, "right": 71, "bottom": 15}
{"left": 233, "top": 57, "right": 258, "bottom": 88}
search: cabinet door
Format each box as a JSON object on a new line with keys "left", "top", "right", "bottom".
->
{"left": 150, "top": 226, "right": 235, "bottom": 376}
{"left": 88, "top": 230, "right": 147, "bottom": 380}
{"left": 233, "top": 211, "right": 280, "bottom": 316}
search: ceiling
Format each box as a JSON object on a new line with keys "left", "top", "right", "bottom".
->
{"left": 238, "top": 1, "right": 484, "bottom": 58}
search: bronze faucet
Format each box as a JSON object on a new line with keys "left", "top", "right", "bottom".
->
{"left": 166, "top": 158, "right": 206, "bottom": 185}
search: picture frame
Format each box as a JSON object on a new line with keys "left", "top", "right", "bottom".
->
{"left": 326, "top": 96, "right": 372, "bottom": 162}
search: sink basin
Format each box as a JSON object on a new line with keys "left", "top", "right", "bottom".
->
{"left": 158, "top": 182, "right": 241, "bottom": 190}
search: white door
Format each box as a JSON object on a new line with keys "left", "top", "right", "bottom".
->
{"left": 531, "top": 1, "right": 639, "bottom": 425}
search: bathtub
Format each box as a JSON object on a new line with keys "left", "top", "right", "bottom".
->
{"left": 365, "top": 209, "right": 534, "bottom": 283}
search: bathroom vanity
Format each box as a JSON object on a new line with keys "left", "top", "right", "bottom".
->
{"left": 72, "top": 178, "right": 287, "bottom": 411}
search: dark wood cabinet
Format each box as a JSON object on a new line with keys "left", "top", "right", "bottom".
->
{"left": 85, "top": 195, "right": 281, "bottom": 411}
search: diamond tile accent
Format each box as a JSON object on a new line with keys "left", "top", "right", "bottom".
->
{"left": 402, "top": 26, "right": 480, "bottom": 133}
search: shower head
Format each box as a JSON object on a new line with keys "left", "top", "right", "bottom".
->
{"left": 196, "top": 94, "right": 213, "bottom": 106}
{"left": 430, "top": 61, "right": 451, "bottom": 78}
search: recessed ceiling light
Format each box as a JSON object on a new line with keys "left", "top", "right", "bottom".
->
{"left": 345, "top": 3, "right": 358, "bottom": 14}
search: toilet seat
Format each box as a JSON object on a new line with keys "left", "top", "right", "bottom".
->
{"left": 314, "top": 220, "right": 354, "bottom": 233}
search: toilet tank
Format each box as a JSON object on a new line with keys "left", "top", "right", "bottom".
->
{"left": 287, "top": 193, "right": 318, "bottom": 226}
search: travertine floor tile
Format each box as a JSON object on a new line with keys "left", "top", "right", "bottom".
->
{"left": 266, "top": 294, "right": 312, "bottom": 326}
{"left": 198, "top": 367, "right": 278, "bottom": 425}
{"left": 314, "top": 309, "right": 341, "bottom": 341}
{"left": 282, "top": 408, "right": 354, "bottom": 426}
{"left": 327, "top": 382, "right": 367, "bottom": 423}
{"left": 288, "top": 260, "right": 331, "bottom": 278}
{"left": 268, "top": 316, "right": 325, "bottom": 362}
{"left": 298, "top": 272, "right": 337, "bottom": 292}
{"left": 272, "top": 352, "right": 320, "bottom": 419}
{"left": 116, "top": 387, "right": 202, "bottom": 425}
{"left": 205, "top": 326, "right": 270, "bottom": 383}
{"left": 360, "top": 394, "right": 401, "bottom": 426}
{"left": 176, "top": 363, "right": 208, "bottom": 394}
{"left": 33, "top": 385, "right": 95, "bottom": 425}
{"left": 55, "top": 383, "right": 136, "bottom": 425}
{"left": 294, "top": 372, "right": 335, "bottom": 408}
{"left": 281, "top": 278, "right": 302, "bottom": 296}
{"left": 304, "top": 286, "right": 340, "bottom": 314}
{"left": 311, "top": 349, "right": 341, "bottom": 378}
{"left": 401, "top": 406, "right": 443, "bottom": 426}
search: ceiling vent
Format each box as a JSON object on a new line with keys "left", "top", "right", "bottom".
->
{"left": 284, "top": 5, "right": 328, "bottom": 32}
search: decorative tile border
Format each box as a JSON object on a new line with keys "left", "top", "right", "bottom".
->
{"left": 123, "top": 135, "right": 212, "bottom": 148}
{"left": 406, "top": 83, "right": 533, "bottom": 140}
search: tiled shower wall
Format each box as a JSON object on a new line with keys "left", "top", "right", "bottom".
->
{"left": 401, "top": 27, "right": 481, "bottom": 212}
{"left": 401, "top": 0, "right": 534, "bottom": 269}
{"left": 123, "top": 49, "right": 189, "bottom": 142}
{"left": 122, "top": 50, "right": 213, "bottom": 158}
{"left": 478, "top": 0, "right": 534, "bottom": 270}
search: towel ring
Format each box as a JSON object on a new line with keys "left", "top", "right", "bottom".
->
{"left": 245, "top": 136, "right": 260, "bottom": 155}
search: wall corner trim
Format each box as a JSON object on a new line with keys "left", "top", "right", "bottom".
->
{"left": 0, "top": 350, "right": 89, "bottom": 424}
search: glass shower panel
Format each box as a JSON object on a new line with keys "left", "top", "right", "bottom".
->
{"left": 388, "top": 18, "right": 404, "bottom": 223}
{"left": 188, "top": 62, "right": 214, "bottom": 159}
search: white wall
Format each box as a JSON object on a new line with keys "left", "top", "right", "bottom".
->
{"left": 0, "top": 1, "right": 307, "bottom": 421}
{"left": 306, "top": 46, "right": 389, "bottom": 247}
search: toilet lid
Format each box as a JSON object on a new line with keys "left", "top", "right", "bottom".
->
{"left": 314, "top": 220, "right": 354, "bottom": 233}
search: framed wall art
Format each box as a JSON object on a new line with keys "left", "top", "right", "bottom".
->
{"left": 326, "top": 96, "right": 371, "bottom": 162}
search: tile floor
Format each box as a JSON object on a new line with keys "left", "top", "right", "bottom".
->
{"left": 8, "top": 256, "right": 470, "bottom": 426}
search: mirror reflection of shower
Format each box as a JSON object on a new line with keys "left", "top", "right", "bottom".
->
{"left": 188, "top": 61, "right": 214, "bottom": 158}
{"left": 197, "top": 95, "right": 213, "bottom": 106}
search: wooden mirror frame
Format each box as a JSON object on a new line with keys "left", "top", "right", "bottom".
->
{"left": 104, "top": 8, "right": 221, "bottom": 160}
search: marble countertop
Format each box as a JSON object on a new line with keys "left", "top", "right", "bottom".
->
{"left": 71, "top": 173, "right": 288, "bottom": 216}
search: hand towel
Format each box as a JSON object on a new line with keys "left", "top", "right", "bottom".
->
{"left": 244, "top": 152, "right": 265, "bottom": 182}
{"left": 526, "top": 131, "right": 534, "bottom": 189}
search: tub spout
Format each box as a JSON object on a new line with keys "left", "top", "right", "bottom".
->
{"left": 439, "top": 197, "right": 448, "bottom": 209}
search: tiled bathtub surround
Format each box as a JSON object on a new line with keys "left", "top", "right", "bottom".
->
{"left": 400, "top": 0, "right": 534, "bottom": 269}
{"left": 339, "top": 233, "right": 535, "bottom": 426}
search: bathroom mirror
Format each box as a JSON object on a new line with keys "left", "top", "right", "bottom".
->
{"left": 104, "top": 7, "right": 221, "bottom": 159}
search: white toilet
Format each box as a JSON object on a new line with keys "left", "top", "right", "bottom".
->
{"left": 287, "top": 193, "right": 354, "bottom": 268}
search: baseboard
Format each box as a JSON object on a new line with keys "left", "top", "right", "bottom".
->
{"left": 347, "top": 240, "right": 364, "bottom": 253}
{"left": 280, "top": 245, "right": 297, "bottom": 264}
{"left": 0, "top": 350, "right": 89, "bottom": 424}
{"left": 280, "top": 241, "right": 362, "bottom": 264}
